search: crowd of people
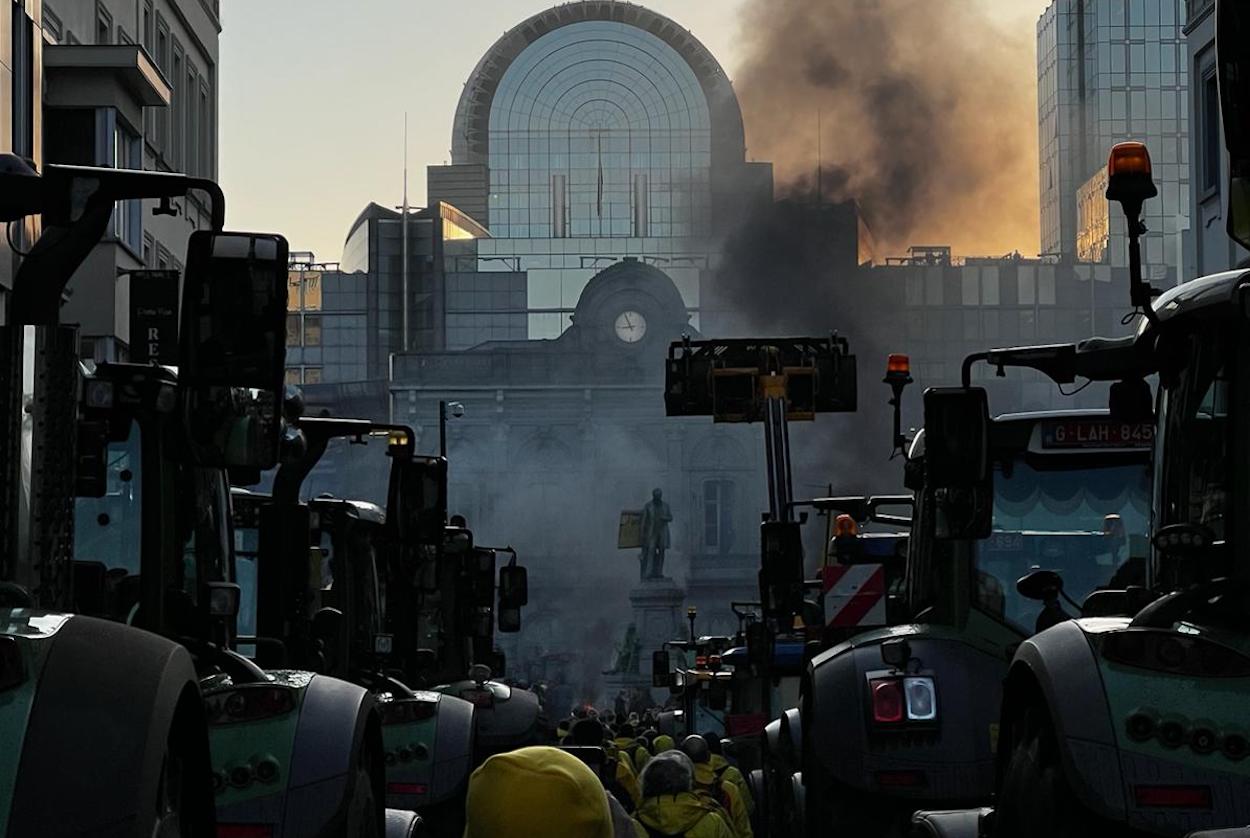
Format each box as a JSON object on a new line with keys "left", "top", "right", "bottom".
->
{"left": 463, "top": 708, "right": 754, "bottom": 838}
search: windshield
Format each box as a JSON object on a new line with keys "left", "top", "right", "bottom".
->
{"left": 74, "top": 421, "right": 143, "bottom": 577}
{"left": 233, "top": 517, "right": 260, "bottom": 654}
{"left": 73, "top": 418, "right": 231, "bottom": 628}
{"left": 1155, "top": 324, "right": 1236, "bottom": 587}
{"left": 973, "top": 456, "right": 1150, "bottom": 634}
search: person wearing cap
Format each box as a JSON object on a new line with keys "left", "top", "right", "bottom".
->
{"left": 679, "top": 735, "right": 752, "bottom": 838}
{"left": 633, "top": 751, "right": 735, "bottom": 838}
{"left": 572, "top": 716, "right": 641, "bottom": 811}
{"left": 701, "top": 732, "right": 752, "bottom": 814}
{"left": 464, "top": 745, "right": 614, "bottom": 838}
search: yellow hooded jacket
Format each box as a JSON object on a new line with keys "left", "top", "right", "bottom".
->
{"left": 464, "top": 746, "right": 613, "bottom": 838}
{"left": 652, "top": 734, "right": 676, "bottom": 753}
{"left": 693, "top": 762, "right": 752, "bottom": 838}
{"left": 633, "top": 793, "right": 736, "bottom": 838}
{"left": 708, "top": 754, "right": 752, "bottom": 813}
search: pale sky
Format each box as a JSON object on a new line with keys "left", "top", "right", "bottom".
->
{"left": 219, "top": 1, "right": 1053, "bottom": 263}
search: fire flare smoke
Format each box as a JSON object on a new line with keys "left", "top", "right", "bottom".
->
{"left": 734, "top": 0, "right": 1042, "bottom": 258}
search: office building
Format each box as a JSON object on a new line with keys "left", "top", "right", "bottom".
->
{"left": 1038, "top": 0, "right": 1190, "bottom": 278}
{"left": 40, "top": 0, "right": 221, "bottom": 360}
{"left": 427, "top": 1, "right": 773, "bottom": 349}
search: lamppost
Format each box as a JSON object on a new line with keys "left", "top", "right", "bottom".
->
{"left": 439, "top": 400, "right": 464, "bottom": 458}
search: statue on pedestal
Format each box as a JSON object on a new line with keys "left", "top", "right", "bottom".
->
{"left": 639, "top": 488, "right": 673, "bottom": 580}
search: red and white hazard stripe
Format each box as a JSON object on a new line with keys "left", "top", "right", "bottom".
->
{"left": 821, "top": 563, "right": 887, "bottom": 628}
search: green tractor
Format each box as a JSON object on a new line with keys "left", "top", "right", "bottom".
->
{"left": 0, "top": 159, "right": 415, "bottom": 836}
{"left": 912, "top": 5, "right": 1250, "bottom": 836}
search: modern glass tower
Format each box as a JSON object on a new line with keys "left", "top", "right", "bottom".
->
{"left": 1037, "top": 0, "right": 1189, "bottom": 277}
{"left": 429, "top": 2, "right": 772, "bottom": 349}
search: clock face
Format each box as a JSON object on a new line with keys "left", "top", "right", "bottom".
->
{"left": 614, "top": 310, "right": 647, "bottom": 343}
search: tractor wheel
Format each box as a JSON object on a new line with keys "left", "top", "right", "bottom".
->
{"left": 996, "top": 705, "right": 1104, "bottom": 838}
{"left": 343, "top": 739, "right": 383, "bottom": 838}
{"left": 150, "top": 700, "right": 214, "bottom": 838}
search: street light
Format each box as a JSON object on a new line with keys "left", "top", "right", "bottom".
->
{"left": 439, "top": 400, "right": 464, "bottom": 458}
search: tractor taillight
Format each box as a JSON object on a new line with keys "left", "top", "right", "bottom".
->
{"left": 1133, "top": 785, "right": 1212, "bottom": 809}
{"left": 903, "top": 677, "right": 937, "bottom": 721}
{"left": 870, "top": 678, "right": 905, "bottom": 723}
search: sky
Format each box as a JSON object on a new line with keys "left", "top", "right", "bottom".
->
{"left": 219, "top": 1, "right": 1054, "bottom": 263}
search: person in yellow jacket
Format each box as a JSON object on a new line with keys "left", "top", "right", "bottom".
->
{"left": 463, "top": 745, "right": 614, "bottom": 838}
{"left": 633, "top": 751, "right": 736, "bottom": 838}
{"left": 702, "top": 733, "right": 752, "bottom": 814}
{"left": 652, "top": 733, "right": 675, "bottom": 753}
{"left": 680, "top": 736, "right": 752, "bottom": 838}
{"left": 572, "top": 716, "right": 643, "bottom": 811}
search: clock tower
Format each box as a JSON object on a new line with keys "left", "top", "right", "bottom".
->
{"left": 565, "top": 257, "right": 694, "bottom": 353}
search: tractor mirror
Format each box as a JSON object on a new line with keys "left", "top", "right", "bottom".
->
{"left": 498, "top": 605, "right": 521, "bottom": 634}
{"left": 499, "top": 563, "right": 528, "bottom": 608}
{"left": 652, "top": 650, "right": 674, "bottom": 688}
{"left": 177, "top": 231, "right": 288, "bottom": 469}
{"left": 206, "top": 581, "right": 241, "bottom": 619}
{"left": 923, "top": 387, "right": 992, "bottom": 540}
{"left": 388, "top": 455, "right": 447, "bottom": 543}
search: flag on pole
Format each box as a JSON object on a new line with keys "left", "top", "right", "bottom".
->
{"left": 596, "top": 131, "right": 604, "bottom": 218}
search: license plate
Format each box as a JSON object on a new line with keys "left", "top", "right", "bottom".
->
{"left": 1041, "top": 420, "right": 1153, "bottom": 449}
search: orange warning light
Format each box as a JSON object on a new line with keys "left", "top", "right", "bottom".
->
{"left": 1108, "top": 142, "right": 1152, "bottom": 178}
{"left": 833, "top": 514, "right": 859, "bottom": 538}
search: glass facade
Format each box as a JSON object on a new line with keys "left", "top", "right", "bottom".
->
{"left": 1038, "top": 0, "right": 1189, "bottom": 276}
{"left": 447, "top": 18, "right": 734, "bottom": 345}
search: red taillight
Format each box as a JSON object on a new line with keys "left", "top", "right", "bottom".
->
{"left": 1133, "top": 785, "right": 1212, "bottom": 809}
{"left": 217, "top": 825, "right": 274, "bottom": 838}
{"left": 870, "top": 678, "right": 905, "bottom": 723}
{"left": 695, "top": 656, "right": 708, "bottom": 668}
{"left": 387, "top": 782, "right": 429, "bottom": 795}
{"left": 875, "top": 770, "right": 926, "bottom": 788}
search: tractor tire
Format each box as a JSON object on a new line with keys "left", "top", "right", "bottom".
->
{"left": 996, "top": 705, "right": 1103, "bottom": 838}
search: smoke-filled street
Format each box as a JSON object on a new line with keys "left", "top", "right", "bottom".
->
{"left": 2, "top": 1, "right": 1249, "bottom": 836}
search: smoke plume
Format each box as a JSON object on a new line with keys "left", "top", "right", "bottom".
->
{"left": 734, "top": 0, "right": 1042, "bottom": 258}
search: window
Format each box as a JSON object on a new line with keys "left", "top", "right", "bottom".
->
{"left": 142, "top": 1, "right": 153, "bottom": 51}
{"left": 199, "top": 75, "right": 212, "bottom": 177}
{"left": 1202, "top": 72, "right": 1221, "bottom": 193}
{"left": 143, "top": 233, "right": 154, "bottom": 268}
{"left": 152, "top": 16, "right": 170, "bottom": 152}
{"left": 285, "top": 368, "right": 302, "bottom": 386}
{"left": 303, "top": 315, "right": 322, "bottom": 346}
{"left": 113, "top": 122, "right": 142, "bottom": 249}
{"left": 185, "top": 63, "right": 198, "bottom": 176}
{"left": 302, "top": 367, "right": 323, "bottom": 385}
{"left": 11, "top": 5, "right": 34, "bottom": 158}
{"left": 171, "top": 43, "right": 184, "bottom": 170}
{"left": 286, "top": 314, "right": 301, "bottom": 347}
{"left": 95, "top": 3, "right": 112, "bottom": 44}
{"left": 703, "top": 479, "right": 736, "bottom": 553}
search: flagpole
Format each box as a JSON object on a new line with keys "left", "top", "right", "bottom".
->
{"left": 402, "top": 112, "right": 410, "bottom": 352}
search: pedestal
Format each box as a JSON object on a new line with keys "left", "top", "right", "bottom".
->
{"left": 602, "top": 576, "right": 686, "bottom": 709}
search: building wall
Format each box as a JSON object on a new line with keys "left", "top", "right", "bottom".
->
{"left": 1038, "top": 0, "right": 1189, "bottom": 278}
{"left": 1, "top": 0, "right": 46, "bottom": 318}
{"left": 1184, "top": 0, "right": 1249, "bottom": 275}
{"left": 41, "top": 0, "right": 220, "bottom": 357}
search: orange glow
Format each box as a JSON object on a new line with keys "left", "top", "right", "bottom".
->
{"left": 886, "top": 354, "right": 911, "bottom": 376}
{"left": 834, "top": 514, "right": 859, "bottom": 537}
{"left": 1108, "top": 142, "right": 1152, "bottom": 178}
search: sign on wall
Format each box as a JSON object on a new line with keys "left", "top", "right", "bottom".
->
{"left": 128, "top": 270, "right": 180, "bottom": 364}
